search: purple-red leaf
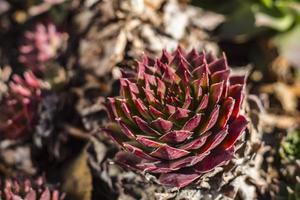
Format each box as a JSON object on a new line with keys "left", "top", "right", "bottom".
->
{"left": 150, "top": 144, "right": 189, "bottom": 160}
{"left": 149, "top": 105, "right": 164, "bottom": 118}
{"left": 151, "top": 118, "right": 173, "bottom": 132}
{"left": 220, "top": 115, "right": 248, "bottom": 150}
{"left": 143, "top": 88, "right": 158, "bottom": 105}
{"left": 230, "top": 75, "right": 246, "bottom": 85}
{"left": 168, "top": 107, "right": 190, "bottom": 121}
{"left": 211, "top": 69, "right": 230, "bottom": 84}
{"left": 183, "top": 114, "right": 202, "bottom": 131}
{"left": 159, "top": 170, "right": 200, "bottom": 188}
{"left": 180, "top": 131, "right": 212, "bottom": 150}
{"left": 120, "top": 101, "right": 132, "bottom": 120}
{"left": 191, "top": 79, "right": 203, "bottom": 99}
{"left": 182, "top": 87, "right": 192, "bottom": 109}
{"left": 165, "top": 104, "right": 176, "bottom": 115}
{"left": 207, "top": 56, "right": 228, "bottom": 74}
{"left": 192, "top": 53, "right": 205, "bottom": 68}
{"left": 117, "top": 119, "right": 136, "bottom": 139}
{"left": 218, "top": 97, "right": 235, "bottom": 128}
{"left": 192, "top": 64, "right": 206, "bottom": 78}
{"left": 144, "top": 74, "right": 157, "bottom": 86}
{"left": 176, "top": 58, "right": 192, "bottom": 83}
{"left": 133, "top": 116, "right": 161, "bottom": 136}
{"left": 159, "top": 130, "right": 192, "bottom": 143}
{"left": 123, "top": 143, "right": 157, "bottom": 161}
{"left": 159, "top": 154, "right": 207, "bottom": 172}
{"left": 196, "top": 94, "right": 209, "bottom": 111}
{"left": 160, "top": 49, "right": 171, "bottom": 64}
{"left": 228, "top": 84, "right": 244, "bottom": 119}
{"left": 185, "top": 48, "right": 199, "bottom": 64}
{"left": 134, "top": 99, "right": 152, "bottom": 119}
{"left": 157, "top": 78, "right": 166, "bottom": 99}
{"left": 198, "top": 105, "right": 220, "bottom": 134}
{"left": 136, "top": 135, "right": 162, "bottom": 148}
{"left": 210, "top": 81, "right": 224, "bottom": 104}
{"left": 194, "top": 147, "right": 234, "bottom": 173}
{"left": 196, "top": 127, "right": 228, "bottom": 155}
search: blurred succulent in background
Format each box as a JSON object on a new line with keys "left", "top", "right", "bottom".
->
{"left": 285, "top": 177, "right": 300, "bottom": 200}
{"left": 254, "top": 0, "right": 300, "bottom": 32}
{"left": 277, "top": 128, "right": 300, "bottom": 200}
{"left": 280, "top": 128, "right": 300, "bottom": 161}
{"left": 0, "top": 71, "right": 43, "bottom": 139}
{"left": 0, "top": 176, "right": 65, "bottom": 200}
{"left": 19, "top": 22, "right": 67, "bottom": 73}
{"left": 104, "top": 47, "right": 248, "bottom": 188}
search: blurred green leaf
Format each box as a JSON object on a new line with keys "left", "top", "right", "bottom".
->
{"left": 255, "top": 11, "right": 294, "bottom": 31}
{"left": 218, "top": 2, "right": 266, "bottom": 40}
{"left": 261, "top": 0, "right": 273, "bottom": 8}
{"left": 280, "top": 128, "right": 300, "bottom": 160}
{"left": 191, "top": 0, "right": 243, "bottom": 14}
{"left": 194, "top": 0, "right": 300, "bottom": 40}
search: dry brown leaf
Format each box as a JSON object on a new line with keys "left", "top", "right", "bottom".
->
{"left": 74, "top": 0, "right": 222, "bottom": 77}
{"left": 260, "top": 82, "right": 299, "bottom": 112}
{"left": 0, "top": 141, "right": 37, "bottom": 175}
{"left": 62, "top": 147, "right": 92, "bottom": 200}
{"left": 261, "top": 113, "right": 300, "bottom": 129}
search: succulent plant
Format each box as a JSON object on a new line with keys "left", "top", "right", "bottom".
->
{"left": 0, "top": 71, "right": 42, "bottom": 139}
{"left": 105, "top": 47, "right": 248, "bottom": 188}
{"left": 19, "top": 22, "right": 66, "bottom": 73}
{"left": 278, "top": 128, "right": 300, "bottom": 200}
{"left": 0, "top": 176, "right": 65, "bottom": 200}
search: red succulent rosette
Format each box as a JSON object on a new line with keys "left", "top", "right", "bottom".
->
{"left": 0, "top": 71, "right": 42, "bottom": 139}
{"left": 19, "top": 22, "right": 66, "bottom": 73}
{"left": 105, "top": 47, "right": 248, "bottom": 188}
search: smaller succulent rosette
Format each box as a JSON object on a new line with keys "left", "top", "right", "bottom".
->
{"left": 0, "top": 71, "right": 42, "bottom": 139}
{"left": 19, "top": 22, "right": 66, "bottom": 72}
{"left": 0, "top": 176, "right": 65, "bottom": 200}
{"left": 280, "top": 128, "right": 300, "bottom": 161}
{"left": 278, "top": 128, "right": 300, "bottom": 199}
{"left": 105, "top": 47, "right": 248, "bottom": 188}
